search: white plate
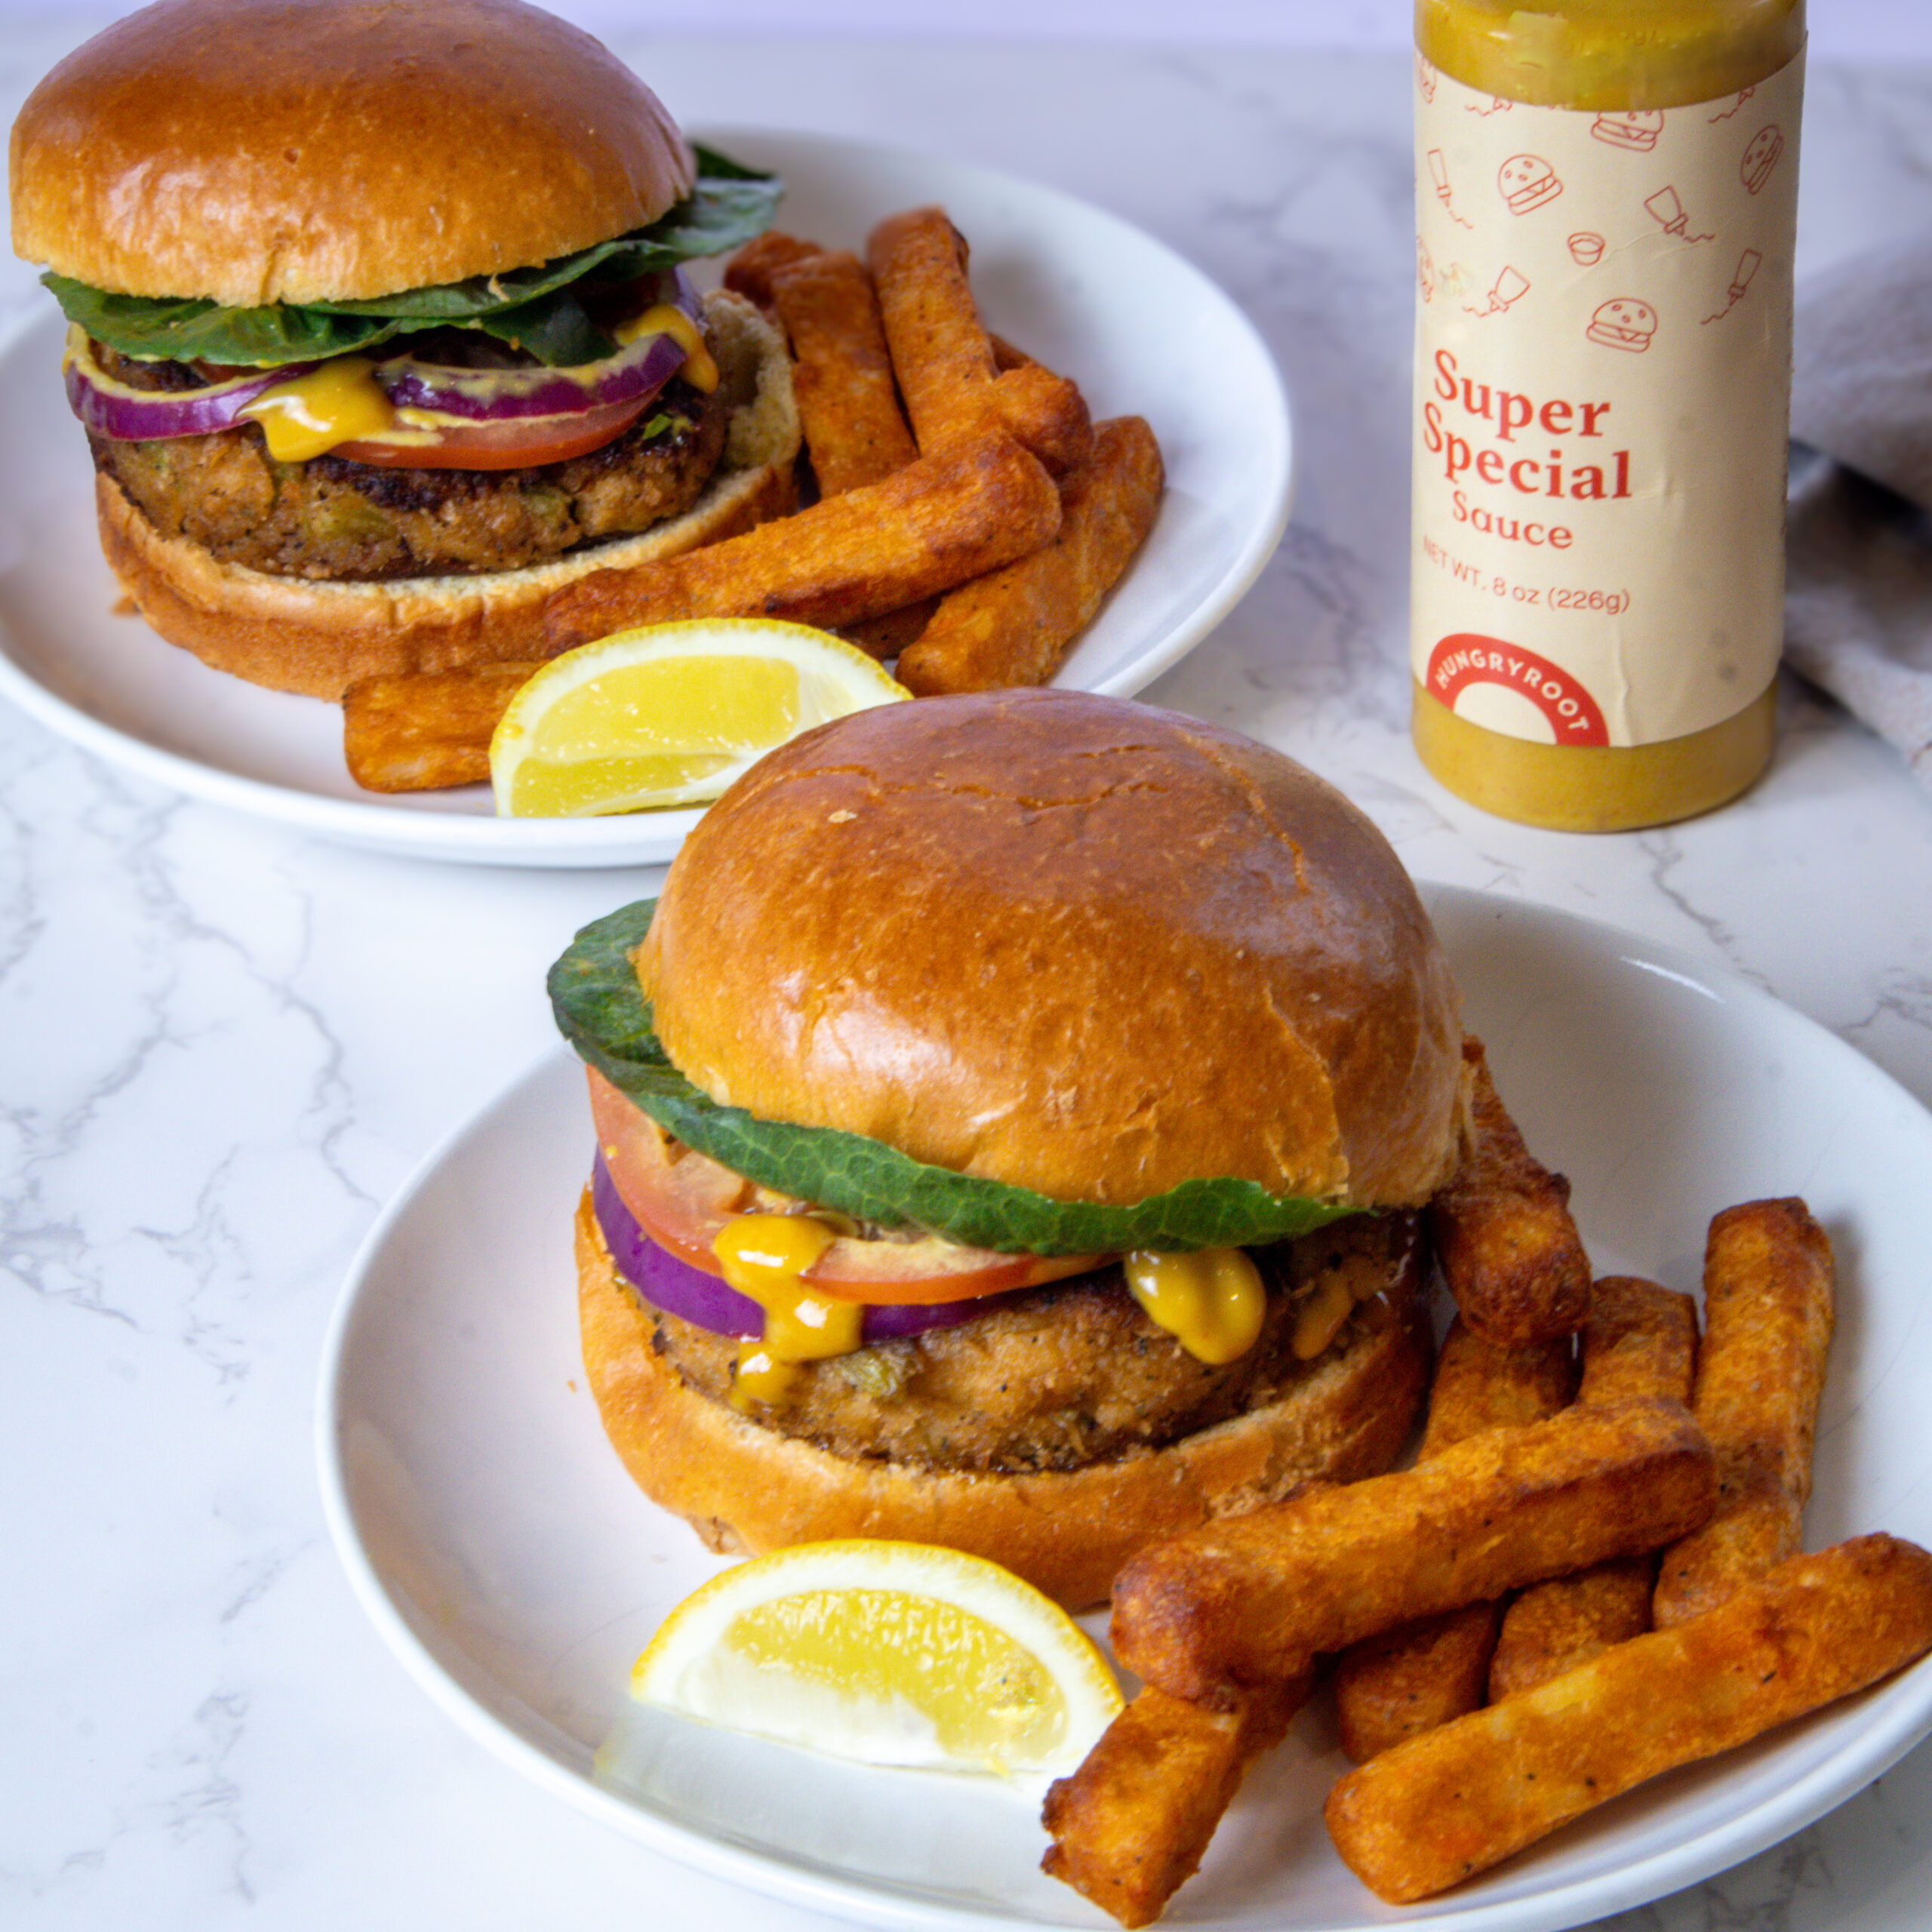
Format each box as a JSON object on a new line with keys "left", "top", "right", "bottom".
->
{"left": 0, "top": 131, "right": 1291, "bottom": 869}
{"left": 316, "top": 884, "right": 1932, "bottom": 1929}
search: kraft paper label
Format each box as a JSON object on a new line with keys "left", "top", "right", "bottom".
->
{"left": 1411, "top": 52, "right": 1802, "bottom": 747}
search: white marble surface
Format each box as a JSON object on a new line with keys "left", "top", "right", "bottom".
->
{"left": 5, "top": 19, "right": 1932, "bottom": 1932}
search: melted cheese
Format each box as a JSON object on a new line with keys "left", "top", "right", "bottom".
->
{"left": 714, "top": 1213, "right": 861, "bottom": 1407}
{"left": 239, "top": 356, "right": 395, "bottom": 460}
{"left": 1123, "top": 1248, "right": 1266, "bottom": 1366}
{"left": 618, "top": 302, "right": 719, "bottom": 393}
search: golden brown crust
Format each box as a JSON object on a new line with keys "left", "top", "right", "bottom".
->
{"left": 91, "top": 293, "right": 798, "bottom": 700}
{"left": 11, "top": 0, "right": 693, "bottom": 305}
{"left": 576, "top": 1194, "right": 1433, "bottom": 1611}
{"left": 644, "top": 690, "right": 1466, "bottom": 1211}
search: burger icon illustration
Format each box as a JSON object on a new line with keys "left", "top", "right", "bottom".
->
{"left": 1741, "top": 125, "right": 1784, "bottom": 193}
{"left": 1592, "top": 109, "right": 1665, "bottom": 151}
{"left": 1588, "top": 297, "right": 1659, "bottom": 352}
{"left": 1497, "top": 153, "right": 1562, "bottom": 214}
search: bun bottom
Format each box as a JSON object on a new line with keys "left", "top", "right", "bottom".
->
{"left": 94, "top": 291, "right": 801, "bottom": 700}
{"left": 577, "top": 1195, "right": 1433, "bottom": 1611}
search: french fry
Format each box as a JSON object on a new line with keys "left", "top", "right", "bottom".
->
{"left": 768, "top": 248, "right": 919, "bottom": 498}
{"left": 540, "top": 429, "right": 1060, "bottom": 654}
{"left": 1333, "top": 1604, "right": 1503, "bottom": 1764}
{"left": 1571, "top": 1275, "right": 1700, "bottom": 1411}
{"left": 1488, "top": 1278, "right": 1698, "bottom": 1700}
{"left": 868, "top": 205, "right": 1093, "bottom": 472}
{"left": 840, "top": 601, "right": 934, "bottom": 662}
{"left": 722, "top": 229, "right": 824, "bottom": 310}
{"left": 1654, "top": 1198, "right": 1835, "bottom": 1627}
{"left": 1332, "top": 1319, "right": 1575, "bottom": 1761}
{"left": 897, "top": 416, "right": 1163, "bottom": 695}
{"left": 1417, "top": 1320, "right": 1578, "bottom": 1452}
{"left": 1428, "top": 1036, "right": 1592, "bottom": 1346}
{"left": 1325, "top": 1535, "right": 1932, "bottom": 1904}
{"left": 1111, "top": 1398, "right": 1716, "bottom": 1709}
{"left": 341, "top": 660, "right": 542, "bottom": 792}
{"left": 1040, "top": 1676, "right": 1311, "bottom": 1929}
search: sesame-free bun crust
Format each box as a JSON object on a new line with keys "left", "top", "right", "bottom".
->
{"left": 645, "top": 689, "right": 1466, "bottom": 1212}
{"left": 577, "top": 1195, "right": 1433, "bottom": 1611}
{"left": 11, "top": 0, "right": 694, "bottom": 306}
{"left": 91, "top": 292, "right": 799, "bottom": 699}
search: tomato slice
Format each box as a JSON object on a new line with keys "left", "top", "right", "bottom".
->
{"left": 586, "top": 1066, "right": 1108, "bottom": 1306}
{"left": 331, "top": 392, "right": 650, "bottom": 469}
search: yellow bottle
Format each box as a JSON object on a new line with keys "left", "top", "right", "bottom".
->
{"left": 1410, "top": 0, "right": 1804, "bottom": 831}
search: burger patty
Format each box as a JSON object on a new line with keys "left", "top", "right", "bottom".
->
{"left": 85, "top": 343, "right": 728, "bottom": 581}
{"left": 637, "top": 1212, "right": 1425, "bottom": 1475}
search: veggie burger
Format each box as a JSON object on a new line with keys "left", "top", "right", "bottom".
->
{"left": 8, "top": 0, "right": 797, "bottom": 697}
{"left": 551, "top": 689, "right": 1469, "bottom": 1610}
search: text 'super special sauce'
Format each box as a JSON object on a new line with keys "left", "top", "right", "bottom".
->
{"left": 1411, "top": 0, "right": 1804, "bottom": 830}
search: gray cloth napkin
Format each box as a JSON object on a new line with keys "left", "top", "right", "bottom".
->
{"left": 1786, "top": 231, "right": 1932, "bottom": 789}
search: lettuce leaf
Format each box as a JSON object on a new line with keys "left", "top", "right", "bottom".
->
{"left": 45, "top": 147, "right": 781, "bottom": 370}
{"left": 548, "top": 899, "right": 1361, "bottom": 1257}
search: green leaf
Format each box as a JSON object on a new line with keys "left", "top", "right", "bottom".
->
{"left": 47, "top": 151, "right": 784, "bottom": 370}
{"left": 548, "top": 900, "right": 1364, "bottom": 1257}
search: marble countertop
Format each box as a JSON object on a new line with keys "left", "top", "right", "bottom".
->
{"left": 5, "top": 20, "right": 1932, "bottom": 1932}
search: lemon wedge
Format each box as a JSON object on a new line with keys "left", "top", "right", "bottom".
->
{"left": 631, "top": 1540, "right": 1123, "bottom": 1777}
{"left": 490, "top": 618, "right": 909, "bottom": 817}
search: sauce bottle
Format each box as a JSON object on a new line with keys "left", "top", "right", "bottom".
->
{"left": 1410, "top": 0, "right": 1804, "bottom": 830}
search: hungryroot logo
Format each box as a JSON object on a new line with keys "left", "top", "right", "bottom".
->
{"left": 1426, "top": 633, "right": 1609, "bottom": 746}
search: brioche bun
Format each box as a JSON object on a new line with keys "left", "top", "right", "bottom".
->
{"left": 90, "top": 290, "right": 800, "bottom": 699}
{"left": 10, "top": 0, "right": 692, "bottom": 307}
{"left": 577, "top": 1195, "right": 1434, "bottom": 1611}
{"left": 644, "top": 688, "right": 1466, "bottom": 1211}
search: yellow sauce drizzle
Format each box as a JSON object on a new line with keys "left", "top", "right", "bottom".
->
{"left": 1291, "top": 1275, "right": 1356, "bottom": 1361}
{"left": 618, "top": 303, "right": 719, "bottom": 393}
{"left": 714, "top": 1214, "right": 861, "bottom": 1407}
{"left": 1123, "top": 1249, "right": 1266, "bottom": 1366}
{"left": 239, "top": 356, "right": 395, "bottom": 460}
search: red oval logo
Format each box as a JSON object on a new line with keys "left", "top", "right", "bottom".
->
{"left": 1425, "top": 634, "right": 1609, "bottom": 746}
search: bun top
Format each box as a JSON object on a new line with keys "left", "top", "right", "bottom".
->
{"left": 644, "top": 690, "right": 1466, "bottom": 1213}
{"left": 10, "top": 0, "right": 694, "bottom": 307}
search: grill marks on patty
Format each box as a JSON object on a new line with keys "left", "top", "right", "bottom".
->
{"left": 638, "top": 1212, "right": 1423, "bottom": 1475}
{"left": 85, "top": 343, "right": 728, "bottom": 580}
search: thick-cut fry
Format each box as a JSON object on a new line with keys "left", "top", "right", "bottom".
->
{"left": 1654, "top": 1198, "right": 1835, "bottom": 1627}
{"left": 342, "top": 660, "right": 542, "bottom": 792}
{"left": 1572, "top": 1276, "right": 1700, "bottom": 1411}
{"left": 1333, "top": 1319, "right": 1574, "bottom": 1760}
{"left": 1112, "top": 1398, "right": 1716, "bottom": 1709}
{"left": 768, "top": 248, "right": 919, "bottom": 497}
{"left": 1418, "top": 1321, "right": 1577, "bottom": 1451}
{"left": 540, "top": 429, "right": 1060, "bottom": 654}
{"left": 1489, "top": 1278, "right": 1697, "bottom": 1699}
{"left": 1040, "top": 1677, "right": 1310, "bottom": 1928}
{"left": 1326, "top": 1536, "right": 1932, "bottom": 1904}
{"left": 722, "top": 229, "right": 824, "bottom": 309}
{"left": 868, "top": 205, "right": 1093, "bottom": 472}
{"left": 990, "top": 359, "right": 1095, "bottom": 473}
{"left": 1428, "top": 1036, "right": 1591, "bottom": 1346}
{"left": 897, "top": 416, "right": 1163, "bottom": 695}
{"left": 841, "top": 601, "right": 934, "bottom": 662}
{"left": 1334, "top": 1603, "right": 1504, "bottom": 1763}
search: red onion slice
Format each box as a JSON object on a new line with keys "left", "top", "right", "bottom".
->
{"left": 62, "top": 269, "right": 705, "bottom": 442}
{"left": 375, "top": 324, "right": 688, "bottom": 423}
{"left": 589, "top": 1154, "right": 1054, "bottom": 1346}
{"left": 63, "top": 333, "right": 317, "bottom": 441}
